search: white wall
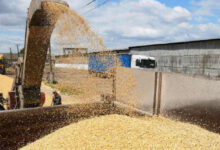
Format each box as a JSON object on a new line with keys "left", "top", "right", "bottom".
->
{"left": 55, "top": 63, "right": 88, "bottom": 70}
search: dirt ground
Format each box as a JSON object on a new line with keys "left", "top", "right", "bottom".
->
{"left": 0, "top": 67, "right": 112, "bottom": 108}
{"left": 43, "top": 68, "right": 113, "bottom": 106}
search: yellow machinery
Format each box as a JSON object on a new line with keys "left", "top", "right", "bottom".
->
{"left": 0, "top": 55, "right": 5, "bottom": 74}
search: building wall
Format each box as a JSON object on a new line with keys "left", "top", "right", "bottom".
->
{"left": 130, "top": 39, "right": 220, "bottom": 79}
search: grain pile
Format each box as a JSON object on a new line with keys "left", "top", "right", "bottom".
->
{"left": 0, "top": 75, "right": 13, "bottom": 98}
{"left": 21, "top": 115, "right": 220, "bottom": 150}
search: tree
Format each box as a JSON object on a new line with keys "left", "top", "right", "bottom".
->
{"left": 20, "top": 48, "right": 24, "bottom": 54}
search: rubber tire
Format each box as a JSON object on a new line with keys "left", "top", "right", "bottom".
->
{"left": 0, "top": 105, "right": 5, "bottom": 111}
{"left": 2, "top": 68, "right": 6, "bottom": 75}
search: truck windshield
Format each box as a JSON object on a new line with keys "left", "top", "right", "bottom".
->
{"left": 140, "top": 59, "right": 156, "bottom": 68}
{"left": 136, "top": 59, "right": 141, "bottom": 67}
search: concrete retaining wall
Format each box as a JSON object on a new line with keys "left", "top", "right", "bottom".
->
{"left": 116, "top": 68, "right": 220, "bottom": 133}
{"left": 116, "top": 68, "right": 155, "bottom": 113}
{"left": 161, "top": 73, "right": 220, "bottom": 112}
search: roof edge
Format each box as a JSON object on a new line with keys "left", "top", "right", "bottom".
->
{"left": 129, "top": 38, "right": 220, "bottom": 49}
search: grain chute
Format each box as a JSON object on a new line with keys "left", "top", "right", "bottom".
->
{"left": 7, "top": 0, "right": 69, "bottom": 109}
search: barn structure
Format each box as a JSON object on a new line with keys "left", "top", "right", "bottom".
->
{"left": 129, "top": 38, "right": 220, "bottom": 79}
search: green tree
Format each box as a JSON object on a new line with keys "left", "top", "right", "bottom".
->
{"left": 20, "top": 48, "right": 24, "bottom": 54}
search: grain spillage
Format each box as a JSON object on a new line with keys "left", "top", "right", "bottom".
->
{"left": 21, "top": 115, "right": 220, "bottom": 150}
{"left": 0, "top": 75, "right": 13, "bottom": 98}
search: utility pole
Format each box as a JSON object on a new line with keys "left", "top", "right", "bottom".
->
{"left": 112, "top": 54, "right": 117, "bottom": 99}
{"left": 48, "top": 43, "right": 55, "bottom": 84}
{"left": 10, "top": 48, "right": 13, "bottom": 65}
{"left": 16, "top": 44, "right": 20, "bottom": 58}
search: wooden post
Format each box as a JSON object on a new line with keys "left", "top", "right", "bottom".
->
{"left": 157, "top": 72, "right": 163, "bottom": 115}
{"left": 112, "top": 54, "right": 117, "bottom": 99}
{"left": 153, "top": 72, "right": 158, "bottom": 115}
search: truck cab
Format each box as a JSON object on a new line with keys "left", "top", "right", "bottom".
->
{"left": 131, "top": 55, "right": 157, "bottom": 69}
{"left": 0, "top": 55, "right": 6, "bottom": 74}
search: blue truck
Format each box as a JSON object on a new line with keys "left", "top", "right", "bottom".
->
{"left": 88, "top": 54, "right": 131, "bottom": 77}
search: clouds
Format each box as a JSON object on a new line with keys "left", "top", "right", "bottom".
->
{"left": 0, "top": 0, "right": 86, "bottom": 52}
{"left": 87, "top": 0, "right": 191, "bottom": 38}
{"left": 0, "top": 0, "right": 26, "bottom": 14}
{"left": 0, "top": 0, "right": 219, "bottom": 52}
{"left": 0, "top": 13, "right": 25, "bottom": 26}
{"left": 83, "top": 0, "right": 220, "bottom": 48}
{"left": 0, "top": 0, "right": 29, "bottom": 26}
{"left": 0, "top": 0, "right": 91, "bottom": 27}
{"left": 193, "top": 0, "right": 220, "bottom": 16}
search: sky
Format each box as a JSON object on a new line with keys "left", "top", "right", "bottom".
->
{"left": 0, "top": 0, "right": 220, "bottom": 53}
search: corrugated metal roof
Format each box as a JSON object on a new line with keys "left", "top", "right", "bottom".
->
{"left": 129, "top": 38, "right": 220, "bottom": 49}
{"left": 88, "top": 48, "right": 130, "bottom": 55}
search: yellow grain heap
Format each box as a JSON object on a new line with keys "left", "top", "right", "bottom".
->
{"left": 0, "top": 75, "right": 13, "bottom": 97}
{"left": 21, "top": 115, "right": 220, "bottom": 150}
{"left": 0, "top": 75, "right": 55, "bottom": 107}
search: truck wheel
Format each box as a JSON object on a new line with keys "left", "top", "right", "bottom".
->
{"left": 2, "top": 69, "right": 6, "bottom": 75}
{"left": 0, "top": 105, "right": 5, "bottom": 111}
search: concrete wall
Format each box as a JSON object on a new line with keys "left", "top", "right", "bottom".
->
{"left": 130, "top": 39, "right": 220, "bottom": 79}
{"left": 116, "top": 68, "right": 220, "bottom": 133}
{"left": 55, "top": 63, "right": 88, "bottom": 70}
{"left": 116, "top": 68, "right": 155, "bottom": 113}
{"left": 161, "top": 73, "right": 220, "bottom": 112}
{"left": 161, "top": 72, "right": 220, "bottom": 133}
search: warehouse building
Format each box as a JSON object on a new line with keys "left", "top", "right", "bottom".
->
{"left": 129, "top": 38, "right": 220, "bottom": 79}
{"left": 112, "top": 49, "right": 130, "bottom": 54}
